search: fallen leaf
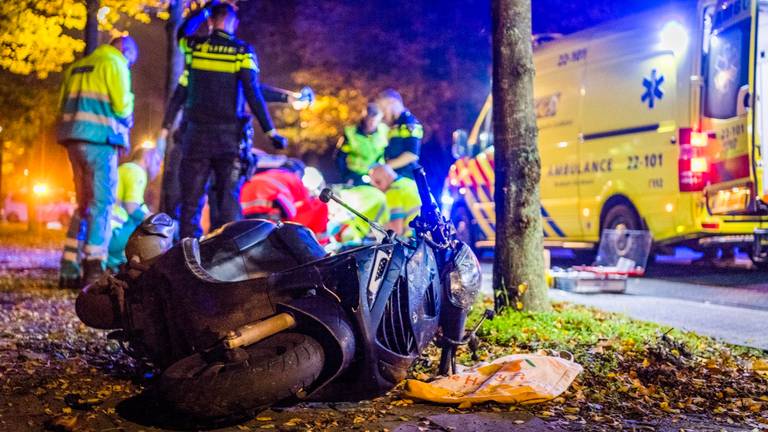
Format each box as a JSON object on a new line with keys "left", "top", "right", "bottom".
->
{"left": 44, "top": 415, "right": 78, "bottom": 431}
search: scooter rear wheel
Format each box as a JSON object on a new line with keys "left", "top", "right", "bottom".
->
{"left": 158, "top": 332, "right": 324, "bottom": 422}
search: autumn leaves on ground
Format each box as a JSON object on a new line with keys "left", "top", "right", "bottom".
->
{"left": 0, "top": 227, "right": 766, "bottom": 432}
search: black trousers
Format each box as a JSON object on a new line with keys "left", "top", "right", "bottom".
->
{"left": 179, "top": 155, "right": 243, "bottom": 238}
{"left": 178, "top": 125, "right": 245, "bottom": 238}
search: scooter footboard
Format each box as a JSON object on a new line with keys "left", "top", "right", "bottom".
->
{"left": 276, "top": 296, "right": 355, "bottom": 397}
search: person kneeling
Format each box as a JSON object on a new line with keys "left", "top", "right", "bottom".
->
{"left": 369, "top": 165, "right": 421, "bottom": 237}
{"left": 107, "top": 147, "right": 161, "bottom": 270}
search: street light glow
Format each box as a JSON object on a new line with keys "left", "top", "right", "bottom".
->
{"left": 32, "top": 183, "right": 48, "bottom": 196}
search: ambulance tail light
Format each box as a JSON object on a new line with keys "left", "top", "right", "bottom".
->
{"left": 678, "top": 128, "right": 710, "bottom": 192}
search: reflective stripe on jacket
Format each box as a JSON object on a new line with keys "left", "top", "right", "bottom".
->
{"left": 57, "top": 45, "right": 133, "bottom": 147}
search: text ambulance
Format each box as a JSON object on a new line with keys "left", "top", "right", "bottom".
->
{"left": 444, "top": 0, "right": 768, "bottom": 266}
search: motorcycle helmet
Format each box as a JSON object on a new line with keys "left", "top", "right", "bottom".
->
{"left": 125, "top": 213, "right": 177, "bottom": 265}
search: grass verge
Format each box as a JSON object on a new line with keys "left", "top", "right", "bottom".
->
{"left": 451, "top": 299, "right": 768, "bottom": 428}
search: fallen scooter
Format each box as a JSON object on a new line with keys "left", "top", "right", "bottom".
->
{"left": 75, "top": 167, "right": 482, "bottom": 421}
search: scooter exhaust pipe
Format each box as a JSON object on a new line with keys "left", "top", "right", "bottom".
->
{"left": 223, "top": 313, "right": 297, "bottom": 349}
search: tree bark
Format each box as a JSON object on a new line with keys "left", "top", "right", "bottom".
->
{"left": 165, "top": 0, "right": 184, "bottom": 99}
{"left": 84, "top": 0, "right": 100, "bottom": 55}
{"left": 491, "top": 0, "right": 549, "bottom": 312}
{"left": 158, "top": 0, "right": 185, "bottom": 215}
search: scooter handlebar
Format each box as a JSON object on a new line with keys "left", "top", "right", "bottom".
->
{"left": 319, "top": 187, "right": 333, "bottom": 204}
{"left": 412, "top": 167, "right": 437, "bottom": 213}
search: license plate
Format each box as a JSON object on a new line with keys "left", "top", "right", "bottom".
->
{"left": 708, "top": 186, "right": 751, "bottom": 214}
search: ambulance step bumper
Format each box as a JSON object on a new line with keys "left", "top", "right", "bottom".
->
{"left": 697, "top": 234, "right": 754, "bottom": 246}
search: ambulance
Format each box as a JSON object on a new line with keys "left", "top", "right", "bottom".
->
{"left": 444, "top": 0, "right": 768, "bottom": 266}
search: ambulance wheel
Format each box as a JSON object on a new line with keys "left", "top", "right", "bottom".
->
{"left": 602, "top": 203, "right": 643, "bottom": 232}
{"left": 452, "top": 205, "right": 477, "bottom": 250}
{"left": 602, "top": 203, "right": 644, "bottom": 258}
{"left": 750, "top": 257, "right": 768, "bottom": 271}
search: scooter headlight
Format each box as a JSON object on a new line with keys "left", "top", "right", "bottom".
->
{"left": 448, "top": 244, "right": 482, "bottom": 309}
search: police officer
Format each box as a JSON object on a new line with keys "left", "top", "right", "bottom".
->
{"left": 375, "top": 89, "right": 424, "bottom": 179}
{"left": 159, "top": 84, "right": 312, "bottom": 224}
{"left": 162, "top": 1, "right": 287, "bottom": 239}
{"left": 335, "top": 103, "right": 389, "bottom": 186}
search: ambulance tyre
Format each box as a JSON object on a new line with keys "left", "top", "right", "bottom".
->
{"left": 602, "top": 203, "right": 643, "bottom": 231}
{"left": 748, "top": 253, "right": 768, "bottom": 271}
{"left": 601, "top": 202, "right": 644, "bottom": 259}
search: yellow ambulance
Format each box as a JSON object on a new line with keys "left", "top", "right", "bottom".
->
{"left": 444, "top": 0, "right": 768, "bottom": 266}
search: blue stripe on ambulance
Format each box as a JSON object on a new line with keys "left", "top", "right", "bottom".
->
{"left": 540, "top": 206, "right": 566, "bottom": 237}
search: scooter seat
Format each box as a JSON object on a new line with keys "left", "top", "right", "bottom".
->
{"left": 184, "top": 219, "right": 326, "bottom": 282}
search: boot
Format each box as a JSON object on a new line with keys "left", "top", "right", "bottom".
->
{"left": 58, "top": 260, "right": 81, "bottom": 289}
{"left": 82, "top": 259, "right": 105, "bottom": 288}
{"left": 58, "top": 275, "right": 82, "bottom": 289}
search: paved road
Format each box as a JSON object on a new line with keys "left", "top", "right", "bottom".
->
{"left": 480, "top": 259, "right": 768, "bottom": 351}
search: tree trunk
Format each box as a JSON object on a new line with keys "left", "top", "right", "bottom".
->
{"left": 491, "top": 0, "right": 549, "bottom": 312}
{"left": 165, "top": 0, "right": 184, "bottom": 99}
{"left": 84, "top": 0, "right": 100, "bottom": 55}
{"left": 159, "top": 0, "right": 185, "bottom": 215}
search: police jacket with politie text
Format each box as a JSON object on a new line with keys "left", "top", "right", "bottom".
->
{"left": 162, "top": 7, "right": 275, "bottom": 137}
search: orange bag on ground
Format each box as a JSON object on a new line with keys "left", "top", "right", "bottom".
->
{"left": 405, "top": 354, "right": 582, "bottom": 406}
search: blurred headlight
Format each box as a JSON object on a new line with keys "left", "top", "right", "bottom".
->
{"left": 449, "top": 244, "right": 481, "bottom": 309}
{"left": 440, "top": 190, "right": 454, "bottom": 215}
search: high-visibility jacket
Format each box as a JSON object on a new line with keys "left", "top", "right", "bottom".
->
{"left": 332, "top": 185, "right": 389, "bottom": 243}
{"left": 111, "top": 162, "right": 148, "bottom": 230}
{"left": 340, "top": 123, "right": 389, "bottom": 176}
{"left": 57, "top": 44, "right": 134, "bottom": 147}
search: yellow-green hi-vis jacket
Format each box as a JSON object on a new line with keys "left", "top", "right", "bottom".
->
{"left": 57, "top": 44, "right": 134, "bottom": 147}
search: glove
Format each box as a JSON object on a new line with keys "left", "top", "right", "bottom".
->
{"left": 269, "top": 133, "right": 288, "bottom": 150}
{"left": 299, "top": 86, "right": 315, "bottom": 105}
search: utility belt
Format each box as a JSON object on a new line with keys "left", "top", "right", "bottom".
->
{"left": 185, "top": 121, "right": 241, "bottom": 135}
{"left": 182, "top": 120, "right": 256, "bottom": 178}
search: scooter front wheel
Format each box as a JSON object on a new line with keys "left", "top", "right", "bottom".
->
{"left": 157, "top": 332, "right": 324, "bottom": 422}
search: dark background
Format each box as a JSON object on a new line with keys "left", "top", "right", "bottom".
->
{"left": 0, "top": 0, "right": 695, "bottom": 195}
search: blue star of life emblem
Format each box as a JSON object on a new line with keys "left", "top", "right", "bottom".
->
{"left": 641, "top": 69, "right": 665, "bottom": 109}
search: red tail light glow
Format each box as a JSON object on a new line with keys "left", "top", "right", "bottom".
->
{"left": 678, "top": 128, "right": 711, "bottom": 192}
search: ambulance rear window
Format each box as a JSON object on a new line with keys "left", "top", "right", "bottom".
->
{"left": 703, "top": 19, "right": 751, "bottom": 119}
